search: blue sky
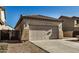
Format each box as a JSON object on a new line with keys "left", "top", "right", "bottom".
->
{"left": 4, "top": 6, "right": 79, "bottom": 28}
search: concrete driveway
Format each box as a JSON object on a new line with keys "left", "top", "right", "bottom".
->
{"left": 31, "top": 40, "right": 79, "bottom": 53}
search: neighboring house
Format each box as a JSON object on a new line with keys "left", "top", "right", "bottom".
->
{"left": 0, "top": 7, "right": 16, "bottom": 41}
{"left": 0, "top": 7, "right": 13, "bottom": 30}
{"left": 59, "top": 16, "right": 79, "bottom": 37}
{"left": 15, "top": 15, "right": 63, "bottom": 41}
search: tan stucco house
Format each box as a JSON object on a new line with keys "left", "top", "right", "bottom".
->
{"left": 15, "top": 15, "right": 63, "bottom": 41}
{"left": 59, "top": 16, "right": 79, "bottom": 37}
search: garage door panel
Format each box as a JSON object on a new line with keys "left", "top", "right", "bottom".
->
{"left": 30, "top": 30, "right": 48, "bottom": 40}
{"left": 29, "top": 25, "right": 58, "bottom": 40}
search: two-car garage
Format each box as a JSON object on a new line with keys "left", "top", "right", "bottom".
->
{"left": 15, "top": 15, "right": 63, "bottom": 41}
{"left": 29, "top": 25, "right": 59, "bottom": 40}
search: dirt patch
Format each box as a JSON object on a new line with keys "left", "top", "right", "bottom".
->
{"left": 7, "top": 41, "right": 48, "bottom": 53}
{"left": 23, "top": 41, "right": 49, "bottom": 53}
{"left": 0, "top": 44, "right": 8, "bottom": 53}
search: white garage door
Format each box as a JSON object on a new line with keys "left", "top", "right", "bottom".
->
{"left": 30, "top": 29, "right": 49, "bottom": 40}
{"left": 29, "top": 25, "right": 58, "bottom": 40}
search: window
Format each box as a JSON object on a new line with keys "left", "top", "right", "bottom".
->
{"left": 77, "top": 20, "right": 79, "bottom": 24}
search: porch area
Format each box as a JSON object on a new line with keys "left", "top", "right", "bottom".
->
{"left": 0, "top": 30, "right": 21, "bottom": 43}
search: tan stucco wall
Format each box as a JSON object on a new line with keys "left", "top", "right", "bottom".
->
{"left": 60, "top": 18, "right": 74, "bottom": 31}
{"left": 15, "top": 19, "right": 26, "bottom": 41}
{"left": 58, "top": 23, "right": 63, "bottom": 38}
{"left": 0, "top": 8, "right": 5, "bottom": 24}
{"left": 59, "top": 28, "right": 63, "bottom": 38}
{"left": 29, "top": 19, "right": 60, "bottom": 26}
{"left": 21, "top": 29, "right": 29, "bottom": 41}
{"left": 59, "top": 17, "right": 75, "bottom": 37}
{"left": 59, "top": 30, "right": 63, "bottom": 38}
